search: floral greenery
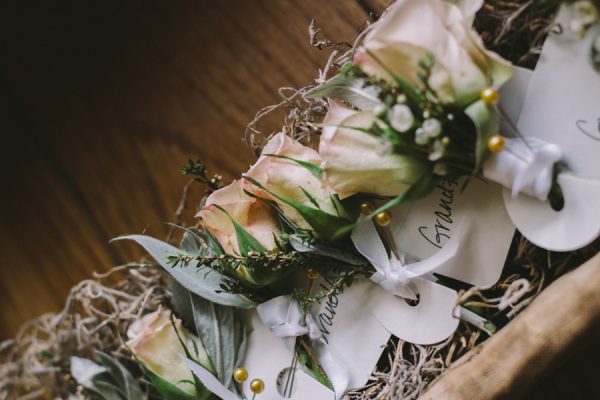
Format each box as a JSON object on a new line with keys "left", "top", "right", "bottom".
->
{"left": 1, "top": 2, "right": 596, "bottom": 400}
{"left": 167, "top": 229, "right": 374, "bottom": 305}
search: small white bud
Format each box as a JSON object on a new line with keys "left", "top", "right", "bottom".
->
{"left": 415, "top": 128, "right": 429, "bottom": 145}
{"left": 388, "top": 104, "right": 414, "bottom": 133}
{"left": 422, "top": 118, "right": 442, "bottom": 139}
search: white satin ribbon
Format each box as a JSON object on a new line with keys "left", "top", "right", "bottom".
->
{"left": 257, "top": 295, "right": 349, "bottom": 400}
{"left": 351, "top": 216, "right": 463, "bottom": 300}
{"left": 483, "top": 137, "right": 562, "bottom": 201}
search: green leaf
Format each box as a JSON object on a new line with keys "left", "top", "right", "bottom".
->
{"left": 465, "top": 99, "right": 500, "bottom": 171}
{"left": 213, "top": 205, "right": 266, "bottom": 255}
{"left": 300, "top": 186, "right": 321, "bottom": 209}
{"left": 333, "top": 173, "right": 437, "bottom": 238}
{"left": 168, "top": 277, "right": 195, "bottom": 330}
{"left": 265, "top": 154, "right": 324, "bottom": 180}
{"left": 299, "top": 342, "right": 333, "bottom": 390}
{"left": 70, "top": 355, "right": 144, "bottom": 400}
{"left": 169, "top": 314, "right": 210, "bottom": 397}
{"left": 142, "top": 363, "right": 209, "bottom": 400}
{"left": 305, "top": 73, "right": 382, "bottom": 110}
{"left": 234, "top": 318, "right": 247, "bottom": 370}
{"left": 111, "top": 235, "right": 255, "bottom": 308}
{"left": 95, "top": 351, "right": 144, "bottom": 400}
{"left": 180, "top": 230, "right": 201, "bottom": 255}
{"left": 243, "top": 175, "right": 352, "bottom": 240}
{"left": 203, "top": 229, "right": 225, "bottom": 256}
{"left": 92, "top": 381, "right": 126, "bottom": 400}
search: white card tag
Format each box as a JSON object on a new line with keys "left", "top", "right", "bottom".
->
{"left": 364, "top": 277, "right": 459, "bottom": 345}
{"left": 499, "top": 66, "right": 533, "bottom": 136}
{"left": 390, "top": 176, "right": 515, "bottom": 288}
{"left": 310, "top": 278, "right": 392, "bottom": 389}
{"left": 241, "top": 312, "right": 334, "bottom": 399}
{"left": 508, "top": 6, "right": 600, "bottom": 250}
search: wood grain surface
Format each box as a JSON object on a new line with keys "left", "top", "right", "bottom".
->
{"left": 0, "top": 1, "right": 597, "bottom": 398}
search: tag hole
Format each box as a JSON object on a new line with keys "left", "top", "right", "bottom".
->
{"left": 276, "top": 367, "right": 297, "bottom": 398}
{"left": 404, "top": 292, "right": 420, "bottom": 307}
{"left": 549, "top": 182, "right": 564, "bottom": 212}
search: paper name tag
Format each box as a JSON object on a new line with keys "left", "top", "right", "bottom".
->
{"left": 507, "top": 6, "right": 600, "bottom": 251}
{"left": 309, "top": 276, "right": 457, "bottom": 388}
{"left": 241, "top": 312, "right": 334, "bottom": 399}
{"left": 390, "top": 176, "right": 515, "bottom": 287}
{"left": 310, "top": 278, "right": 391, "bottom": 390}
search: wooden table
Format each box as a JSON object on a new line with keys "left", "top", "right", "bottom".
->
{"left": 0, "top": 1, "right": 597, "bottom": 398}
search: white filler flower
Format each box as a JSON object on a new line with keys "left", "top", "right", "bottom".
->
{"left": 389, "top": 104, "right": 415, "bottom": 132}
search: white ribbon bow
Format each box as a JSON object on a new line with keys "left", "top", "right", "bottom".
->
{"left": 483, "top": 137, "right": 563, "bottom": 201}
{"left": 351, "top": 216, "right": 464, "bottom": 299}
{"left": 257, "top": 295, "right": 349, "bottom": 400}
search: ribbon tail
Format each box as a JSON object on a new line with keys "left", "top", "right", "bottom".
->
{"left": 184, "top": 356, "right": 241, "bottom": 400}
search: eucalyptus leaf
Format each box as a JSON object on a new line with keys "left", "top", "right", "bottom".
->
{"left": 465, "top": 99, "right": 500, "bottom": 171}
{"left": 180, "top": 230, "right": 201, "bottom": 255}
{"left": 234, "top": 319, "right": 248, "bottom": 370}
{"left": 191, "top": 295, "right": 236, "bottom": 389}
{"left": 95, "top": 351, "right": 144, "bottom": 400}
{"left": 112, "top": 235, "right": 255, "bottom": 308}
{"left": 306, "top": 73, "right": 383, "bottom": 110}
{"left": 168, "top": 277, "right": 195, "bottom": 331}
{"left": 93, "top": 381, "right": 127, "bottom": 400}
{"left": 70, "top": 355, "right": 143, "bottom": 400}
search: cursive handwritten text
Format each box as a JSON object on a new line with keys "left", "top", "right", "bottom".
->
{"left": 576, "top": 119, "right": 600, "bottom": 142}
{"left": 418, "top": 177, "right": 459, "bottom": 249}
